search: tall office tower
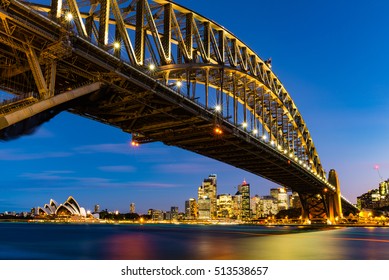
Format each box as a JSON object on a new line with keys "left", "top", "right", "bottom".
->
{"left": 130, "top": 202, "right": 135, "bottom": 214}
{"left": 238, "top": 180, "right": 251, "bottom": 220}
{"left": 94, "top": 204, "right": 100, "bottom": 213}
{"left": 198, "top": 174, "right": 217, "bottom": 219}
{"left": 185, "top": 198, "right": 198, "bottom": 219}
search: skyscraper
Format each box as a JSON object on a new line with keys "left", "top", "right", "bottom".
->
{"left": 238, "top": 180, "right": 250, "bottom": 220}
{"left": 198, "top": 174, "right": 217, "bottom": 219}
{"left": 185, "top": 198, "right": 198, "bottom": 219}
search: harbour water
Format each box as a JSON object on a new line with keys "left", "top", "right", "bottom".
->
{"left": 1, "top": 222, "right": 389, "bottom": 260}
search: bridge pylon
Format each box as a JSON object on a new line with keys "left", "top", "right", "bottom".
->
{"left": 328, "top": 169, "right": 343, "bottom": 221}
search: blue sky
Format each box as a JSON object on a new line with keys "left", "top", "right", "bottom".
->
{"left": 2, "top": 0, "right": 389, "bottom": 213}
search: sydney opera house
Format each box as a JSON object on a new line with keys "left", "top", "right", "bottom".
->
{"left": 34, "top": 196, "right": 88, "bottom": 218}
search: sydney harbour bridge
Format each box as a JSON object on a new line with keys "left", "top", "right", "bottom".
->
{"left": 0, "top": 0, "right": 357, "bottom": 223}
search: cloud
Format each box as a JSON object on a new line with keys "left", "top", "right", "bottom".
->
{"left": 20, "top": 170, "right": 75, "bottom": 181}
{"left": 154, "top": 163, "right": 211, "bottom": 174}
{"left": 0, "top": 149, "right": 72, "bottom": 161}
{"left": 129, "top": 182, "right": 181, "bottom": 189}
{"left": 74, "top": 143, "right": 170, "bottom": 158}
{"left": 28, "top": 127, "right": 55, "bottom": 139}
{"left": 18, "top": 169, "right": 181, "bottom": 191}
{"left": 98, "top": 165, "right": 136, "bottom": 173}
{"left": 74, "top": 143, "right": 132, "bottom": 155}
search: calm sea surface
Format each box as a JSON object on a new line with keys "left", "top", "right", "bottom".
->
{"left": 1, "top": 222, "right": 389, "bottom": 260}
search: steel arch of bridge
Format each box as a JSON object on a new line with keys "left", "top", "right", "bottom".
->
{"left": 0, "top": 0, "right": 357, "bottom": 221}
{"left": 19, "top": 0, "right": 325, "bottom": 178}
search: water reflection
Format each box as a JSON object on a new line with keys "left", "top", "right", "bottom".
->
{"left": 1, "top": 223, "right": 389, "bottom": 259}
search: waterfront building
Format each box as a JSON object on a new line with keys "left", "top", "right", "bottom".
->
{"left": 250, "top": 195, "right": 261, "bottom": 218}
{"left": 257, "top": 196, "right": 278, "bottom": 217}
{"left": 198, "top": 174, "right": 217, "bottom": 219}
{"left": 33, "top": 196, "right": 88, "bottom": 218}
{"left": 379, "top": 180, "right": 389, "bottom": 196}
{"left": 238, "top": 180, "right": 251, "bottom": 220}
{"left": 185, "top": 198, "right": 198, "bottom": 220}
{"left": 357, "top": 179, "right": 389, "bottom": 210}
{"left": 357, "top": 189, "right": 381, "bottom": 209}
{"left": 232, "top": 192, "right": 242, "bottom": 220}
{"left": 130, "top": 203, "right": 135, "bottom": 214}
{"left": 217, "top": 194, "right": 233, "bottom": 218}
{"left": 289, "top": 192, "right": 302, "bottom": 209}
{"left": 198, "top": 197, "right": 211, "bottom": 219}
{"left": 94, "top": 204, "right": 100, "bottom": 213}
{"left": 171, "top": 206, "right": 178, "bottom": 220}
{"left": 270, "top": 187, "right": 289, "bottom": 210}
{"left": 149, "top": 209, "right": 163, "bottom": 221}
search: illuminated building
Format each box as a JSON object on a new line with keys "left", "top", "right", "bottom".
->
{"left": 257, "top": 196, "right": 278, "bottom": 217}
{"left": 198, "top": 174, "right": 217, "bottom": 219}
{"left": 34, "top": 196, "right": 87, "bottom": 218}
{"left": 149, "top": 209, "right": 163, "bottom": 221}
{"left": 130, "top": 203, "right": 135, "bottom": 214}
{"left": 232, "top": 193, "right": 242, "bottom": 220}
{"left": 231, "top": 180, "right": 251, "bottom": 220}
{"left": 238, "top": 180, "right": 251, "bottom": 220}
{"left": 357, "top": 189, "right": 381, "bottom": 209}
{"left": 185, "top": 198, "right": 198, "bottom": 220}
{"left": 379, "top": 180, "right": 389, "bottom": 196}
{"left": 94, "top": 204, "right": 100, "bottom": 213}
{"left": 217, "top": 194, "right": 233, "bottom": 218}
{"left": 289, "top": 192, "right": 302, "bottom": 209}
{"left": 251, "top": 195, "right": 261, "bottom": 218}
{"left": 270, "top": 187, "right": 289, "bottom": 210}
{"left": 198, "top": 197, "right": 211, "bottom": 220}
{"left": 171, "top": 206, "right": 178, "bottom": 220}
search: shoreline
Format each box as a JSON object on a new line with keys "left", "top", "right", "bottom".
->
{"left": 0, "top": 219, "right": 388, "bottom": 228}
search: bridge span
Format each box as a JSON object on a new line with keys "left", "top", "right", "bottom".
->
{"left": 0, "top": 0, "right": 357, "bottom": 222}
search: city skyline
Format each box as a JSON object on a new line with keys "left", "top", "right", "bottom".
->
{"left": 2, "top": 0, "right": 389, "bottom": 214}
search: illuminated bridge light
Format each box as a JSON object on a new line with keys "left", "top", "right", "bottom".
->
{"left": 176, "top": 81, "right": 182, "bottom": 87}
{"left": 262, "top": 135, "right": 267, "bottom": 140}
{"left": 214, "top": 104, "right": 222, "bottom": 112}
{"left": 214, "top": 127, "right": 223, "bottom": 135}
{"left": 131, "top": 141, "right": 140, "bottom": 147}
{"left": 149, "top": 63, "right": 156, "bottom": 71}
{"left": 241, "top": 122, "right": 248, "bottom": 128}
{"left": 113, "top": 41, "right": 121, "bottom": 50}
{"left": 65, "top": 12, "right": 73, "bottom": 21}
{"left": 253, "top": 129, "right": 258, "bottom": 134}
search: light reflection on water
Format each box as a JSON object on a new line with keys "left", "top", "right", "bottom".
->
{"left": 1, "top": 223, "right": 389, "bottom": 259}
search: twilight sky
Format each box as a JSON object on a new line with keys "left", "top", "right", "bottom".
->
{"left": 2, "top": 0, "right": 389, "bottom": 214}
